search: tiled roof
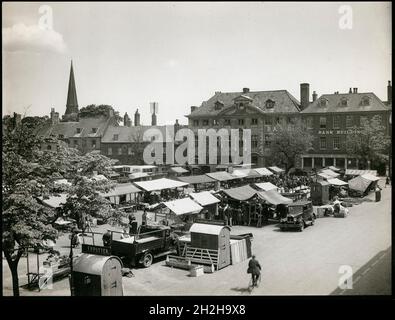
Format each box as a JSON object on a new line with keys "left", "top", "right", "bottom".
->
{"left": 101, "top": 125, "right": 175, "bottom": 143}
{"left": 37, "top": 116, "right": 114, "bottom": 139}
{"left": 188, "top": 90, "right": 300, "bottom": 117}
{"left": 300, "top": 92, "right": 390, "bottom": 114}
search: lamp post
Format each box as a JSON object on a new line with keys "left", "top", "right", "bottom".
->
{"left": 69, "top": 231, "right": 74, "bottom": 296}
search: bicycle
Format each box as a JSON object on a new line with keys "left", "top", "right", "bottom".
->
{"left": 248, "top": 274, "right": 262, "bottom": 293}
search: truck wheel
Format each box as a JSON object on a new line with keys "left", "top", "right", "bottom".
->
{"left": 142, "top": 252, "right": 153, "bottom": 268}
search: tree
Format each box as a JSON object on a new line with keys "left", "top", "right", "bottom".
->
{"left": 79, "top": 104, "right": 122, "bottom": 123}
{"left": 21, "top": 116, "right": 49, "bottom": 131}
{"left": 2, "top": 122, "right": 121, "bottom": 296}
{"left": 266, "top": 119, "right": 314, "bottom": 173}
{"left": 346, "top": 115, "right": 391, "bottom": 171}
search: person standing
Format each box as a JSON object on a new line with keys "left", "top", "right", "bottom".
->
{"left": 385, "top": 176, "right": 390, "bottom": 188}
{"left": 142, "top": 208, "right": 148, "bottom": 226}
{"left": 247, "top": 255, "right": 262, "bottom": 287}
{"left": 129, "top": 213, "right": 138, "bottom": 234}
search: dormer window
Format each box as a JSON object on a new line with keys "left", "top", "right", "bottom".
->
{"left": 92, "top": 128, "right": 98, "bottom": 133}
{"left": 265, "top": 99, "right": 275, "bottom": 109}
{"left": 76, "top": 128, "right": 82, "bottom": 134}
{"left": 214, "top": 100, "right": 224, "bottom": 110}
{"left": 113, "top": 134, "right": 119, "bottom": 141}
{"left": 361, "top": 96, "right": 370, "bottom": 106}
{"left": 238, "top": 102, "right": 245, "bottom": 109}
{"left": 320, "top": 99, "right": 327, "bottom": 107}
{"left": 340, "top": 98, "right": 348, "bottom": 106}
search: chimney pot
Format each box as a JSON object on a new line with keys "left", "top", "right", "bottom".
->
{"left": 312, "top": 91, "right": 317, "bottom": 101}
{"left": 353, "top": 88, "right": 358, "bottom": 93}
{"left": 243, "top": 88, "right": 250, "bottom": 93}
{"left": 387, "top": 80, "right": 392, "bottom": 104}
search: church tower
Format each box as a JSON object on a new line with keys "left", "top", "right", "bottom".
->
{"left": 63, "top": 60, "right": 79, "bottom": 122}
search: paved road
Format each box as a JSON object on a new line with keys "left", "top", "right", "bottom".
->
{"left": 2, "top": 184, "right": 391, "bottom": 296}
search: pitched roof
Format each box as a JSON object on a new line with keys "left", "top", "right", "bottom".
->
{"left": 37, "top": 116, "right": 114, "bottom": 139}
{"left": 188, "top": 90, "right": 300, "bottom": 117}
{"left": 101, "top": 125, "right": 174, "bottom": 143}
{"left": 301, "top": 92, "right": 390, "bottom": 114}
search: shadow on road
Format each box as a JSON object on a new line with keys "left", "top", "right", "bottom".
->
{"left": 331, "top": 247, "right": 391, "bottom": 295}
{"left": 230, "top": 286, "right": 252, "bottom": 294}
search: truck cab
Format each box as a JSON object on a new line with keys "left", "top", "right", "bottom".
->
{"left": 278, "top": 201, "right": 315, "bottom": 232}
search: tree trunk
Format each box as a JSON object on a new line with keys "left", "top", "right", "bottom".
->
{"left": 4, "top": 250, "right": 23, "bottom": 297}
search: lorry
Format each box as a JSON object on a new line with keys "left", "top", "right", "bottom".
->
{"left": 110, "top": 224, "right": 178, "bottom": 268}
{"left": 278, "top": 200, "right": 315, "bottom": 232}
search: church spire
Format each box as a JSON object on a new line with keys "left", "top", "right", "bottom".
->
{"left": 63, "top": 60, "right": 79, "bottom": 121}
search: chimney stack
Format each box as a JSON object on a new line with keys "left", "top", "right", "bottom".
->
{"left": 50, "top": 108, "right": 59, "bottom": 125}
{"left": 387, "top": 80, "right": 392, "bottom": 104}
{"left": 243, "top": 87, "right": 250, "bottom": 94}
{"left": 300, "top": 83, "right": 310, "bottom": 110}
{"left": 312, "top": 91, "right": 317, "bottom": 101}
{"left": 124, "top": 112, "right": 131, "bottom": 127}
{"left": 349, "top": 88, "right": 352, "bottom": 94}
{"left": 353, "top": 88, "right": 358, "bottom": 93}
{"left": 190, "top": 106, "right": 198, "bottom": 113}
{"left": 174, "top": 119, "right": 180, "bottom": 133}
{"left": 151, "top": 113, "right": 157, "bottom": 126}
{"left": 134, "top": 109, "right": 140, "bottom": 126}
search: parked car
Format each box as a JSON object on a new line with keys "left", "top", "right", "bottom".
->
{"left": 278, "top": 201, "right": 315, "bottom": 232}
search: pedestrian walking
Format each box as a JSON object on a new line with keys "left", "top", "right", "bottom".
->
{"left": 247, "top": 255, "right": 262, "bottom": 288}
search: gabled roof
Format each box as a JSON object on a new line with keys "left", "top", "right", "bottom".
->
{"left": 188, "top": 90, "right": 300, "bottom": 117}
{"left": 101, "top": 125, "right": 174, "bottom": 143}
{"left": 301, "top": 92, "right": 390, "bottom": 114}
{"left": 37, "top": 116, "right": 114, "bottom": 139}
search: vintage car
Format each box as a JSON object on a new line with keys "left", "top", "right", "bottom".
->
{"left": 278, "top": 201, "right": 315, "bottom": 232}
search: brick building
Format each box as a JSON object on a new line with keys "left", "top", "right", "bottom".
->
{"left": 300, "top": 83, "right": 392, "bottom": 171}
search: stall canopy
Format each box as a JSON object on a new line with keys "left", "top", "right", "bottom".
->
{"left": 206, "top": 171, "right": 236, "bottom": 181}
{"left": 170, "top": 167, "right": 189, "bottom": 174}
{"left": 189, "top": 191, "right": 220, "bottom": 206}
{"left": 253, "top": 167, "right": 273, "bottom": 176}
{"left": 134, "top": 178, "right": 188, "bottom": 192}
{"left": 231, "top": 169, "right": 261, "bottom": 178}
{"left": 318, "top": 172, "right": 333, "bottom": 180}
{"left": 255, "top": 182, "right": 278, "bottom": 191}
{"left": 345, "top": 169, "right": 377, "bottom": 176}
{"left": 268, "top": 166, "right": 285, "bottom": 173}
{"left": 162, "top": 198, "right": 203, "bottom": 215}
{"left": 177, "top": 175, "right": 216, "bottom": 185}
{"left": 328, "top": 166, "right": 341, "bottom": 172}
{"left": 348, "top": 176, "right": 374, "bottom": 193}
{"left": 222, "top": 185, "right": 257, "bottom": 201}
{"left": 39, "top": 194, "right": 68, "bottom": 208}
{"left": 100, "top": 183, "right": 141, "bottom": 197}
{"left": 327, "top": 178, "right": 348, "bottom": 186}
{"left": 361, "top": 173, "right": 380, "bottom": 182}
{"left": 320, "top": 169, "right": 340, "bottom": 177}
{"left": 257, "top": 190, "right": 293, "bottom": 205}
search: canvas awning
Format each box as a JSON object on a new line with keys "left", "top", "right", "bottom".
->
{"left": 328, "top": 166, "right": 341, "bottom": 172}
{"left": 255, "top": 182, "right": 278, "bottom": 191}
{"left": 170, "top": 167, "right": 189, "bottom": 174}
{"left": 345, "top": 169, "right": 377, "bottom": 176}
{"left": 348, "top": 176, "right": 374, "bottom": 193}
{"left": 128, "top": 172, "right": 149, "bottom": 180}
{"left": 360, "top": 173, "right": 380, "bottom": 182}
{"left": 231, "top": 169, "right": 261, "bottom": 178}
{"left": 222, "top": 185, "right": 257, "bottom": 201}
{"left": 189, "top": 191, "right": 220, "bottom": 206}
{"left": 206, "top": 171, "right": 236, "bottom": 181}
{"left": 177, "top": 175, "right": 216, "bottom": 185}
{"left": 39, "top": 194, "right": 68, "bottom": 208}
{"left": 134, "top": 178, "right": 188, "bottom": 192}
{"left": 327, "top": 178, "right": 348, "bottom": 186}
{"left": 162, "top": 198, "right": 203, "bottom": 215}
{"left": 253, "top": 167, "right": 274, "bottom": 176}
{"left": 269, "top": 166, "right": 285, "bottom": 173}
{"left": 100, "top": 183, "right": 142, "bottom": 197}
{"left": 320, "top": 169, "right": 340, "bottom": 177}
{"left": 317, "top": 172, "right": 333, "bottom": 180}
{"left": 257, "top": 190, "right": 293, "bottom": 205}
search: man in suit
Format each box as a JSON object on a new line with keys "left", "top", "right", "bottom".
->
{"left": 248, "top": 255, "right": 262, "bottom": 287}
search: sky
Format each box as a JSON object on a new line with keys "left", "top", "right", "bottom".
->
{"left": 2, "top": 2, "right": 392, "bottom": 125}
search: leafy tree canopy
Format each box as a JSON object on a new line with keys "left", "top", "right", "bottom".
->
{"left": 79, "top": 104, "right": 122, "bottom": 123}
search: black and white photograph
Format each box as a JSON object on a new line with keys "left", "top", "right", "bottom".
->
{"left": 2, "top": 2, "right": 392, "bottom": 300}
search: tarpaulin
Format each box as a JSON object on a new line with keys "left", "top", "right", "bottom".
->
{"left": 255, "top": 182, "right": 278, "bottom": 191}
{"left": 348, "top": 175, "right": 373, "bottom": 193}
{"left": 177, "top": 175, "right": 216, "bottom": 184}
{"left": 327, "top": 178, "right": 348, "bottom": 186}
{"left": 256, "top": 190, "right": 293, "bottom": 205}
{"left": 189, "top": 191, "right": 220, "bottom": 206}
{"left": 222, "top": 185, "right": 257, "bottom": 201}
{"left": 134, "top": 178, "right": 188, "bottom": 192}
{"left": 162, "top": 198, "right": 203, "bottom": 215}
{"left": 206, "top": 171, "right": 237, "bottom": 181}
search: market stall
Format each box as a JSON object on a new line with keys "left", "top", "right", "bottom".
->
{"left": 253, "top": 167, "right": 274, "bottom": 176}
{"left": 268, "top": 166, "right": 285, "bottom": 174}
{"left": 189, "top": 191, "right": 220, "bottom": 219}
{"left": 254, "top": 182, "right": 278, "bottom": 192}
{"left": 177, "top": 174, "right": 216, "bottom": 192}
{"left": 100, "top": 183, "right": 142, "bottom": 205}
{"left": 348, "top": 174, "right": 380, "bottom": 196}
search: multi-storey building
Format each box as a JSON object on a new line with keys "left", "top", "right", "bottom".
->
{"left": 300, "top": 82, "right": 392, "bottom": 171}
{"left": 186, "top": 87, "right": 303, "bottom": 171}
